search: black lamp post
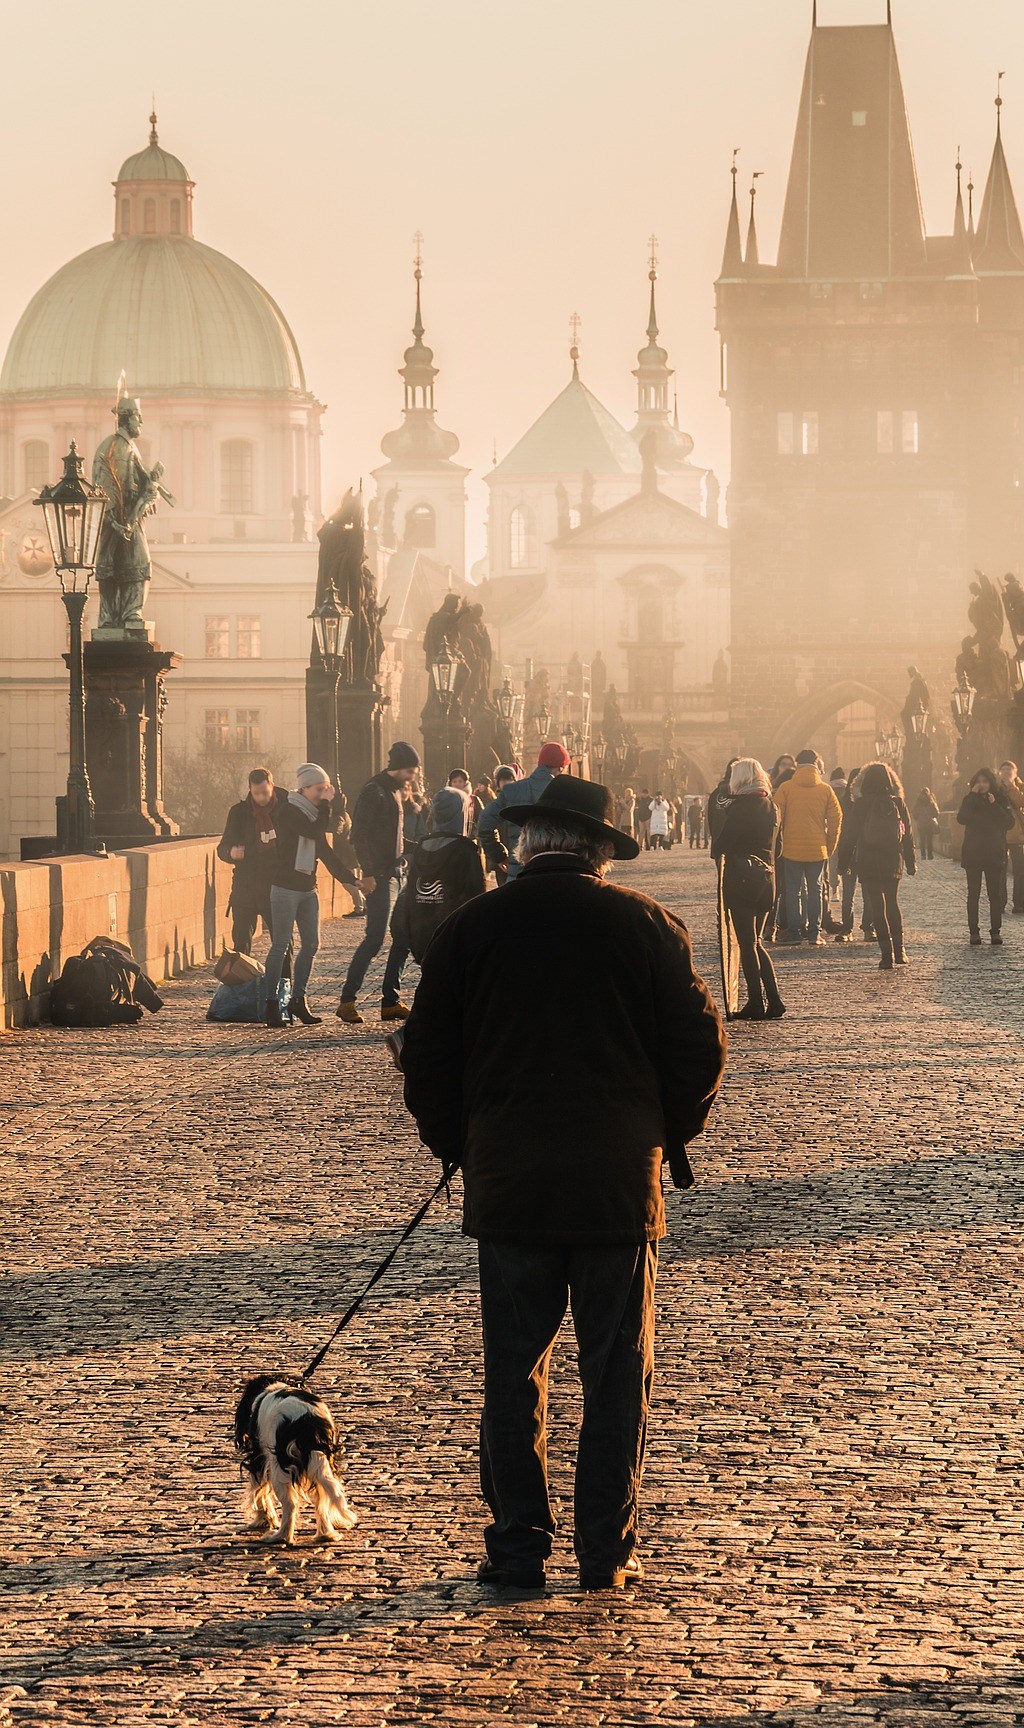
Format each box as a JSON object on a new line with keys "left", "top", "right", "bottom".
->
{"left": 591, "top": 733, "right": 608, "bottom": 777}
{"left": 950, "top": 677, "right": 976, "bottom": 735}
{"left": 308, "top": 596, "right": 354, "bottom": 790}
{"left": 35, "top": 442, "right": 107, "bottom": 854}
{"left": 535, "top": 703, "right": 552, "bottom": 742}
{"left": 430, "top": 643, "right": 458, "bottom": 776}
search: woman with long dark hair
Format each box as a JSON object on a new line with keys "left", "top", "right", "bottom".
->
{"left": 957, "top": 768, "right": 1014, "bottom": 945}
{"left": 713, "top": 758, "right": 785, "bottom": 1020}
{"left": 836, "top": 761, "right": 915, "bottom": 970}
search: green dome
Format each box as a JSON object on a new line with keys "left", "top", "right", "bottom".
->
{"left": 117, "top": 141, "right": 190, "bottom": 183}
{"left": 0, "top": 237, "right": 307, "bottom": 396}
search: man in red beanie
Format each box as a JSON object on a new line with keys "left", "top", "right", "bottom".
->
{"left": 477, "top": 742, "right": 570, "bottom": 883}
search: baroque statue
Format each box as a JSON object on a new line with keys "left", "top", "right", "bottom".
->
{"left": 92, "top": 396, "right": 175, "bottom": 635}
{"left": 315, "top": 489, "right": 387, "bottom": 686}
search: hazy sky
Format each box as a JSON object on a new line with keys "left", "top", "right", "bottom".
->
{"left": 3, "top": 0, "right": 1023, "bottom": 563}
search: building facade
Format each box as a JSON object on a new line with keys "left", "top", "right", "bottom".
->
{"left": 717, "top": 14, "right": 1024, "bottom": 765}
{"left": 0, "top": 117, "right": 323, "bottom": 855}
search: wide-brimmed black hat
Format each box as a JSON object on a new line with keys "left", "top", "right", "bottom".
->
{"left": 511, "top": 777, "right": 640, "bottom": 861}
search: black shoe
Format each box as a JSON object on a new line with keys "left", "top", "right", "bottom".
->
{"left": 476, "top": 1558, "right": 545, "bottom": 1590}
{"left": 579, "top": 1555, "right": 644, "bottom": 1592}
{"left": 264, "top": 1000, "right": 286, "bottom": 1028}
{"left": 991, "top": 932, "right": 1004, "bottom": 946}
{"left": 765, "top": 1000, "right": 787, "bottom": 1019}
{"left": 970, "top": 932, "right": 983, "bottom": 946}
{"left": 879, "top": 956, "right": 894, "bottom": 971}
{"left": 733, "top": 1002, "right": 767, "bottom": 1020}
{"left": 290, "top": 996, "right": 322, "bottom": 1025}
{"left": 895, "top": 951, "right": 909, "bottom": 965}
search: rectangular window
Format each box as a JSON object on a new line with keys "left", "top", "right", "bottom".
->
{"left": 902, "top": 410, "right": 919, "bottom": 454}
{"left": 800, "top": 411, "right": 819, "bottom": 456}
{"left": 877, "top": 410, "right": 895, "bottom": 454}
{"left": 852, "top": 111, "right": 868, "bottom": 127}
{"left": 221, "top": 441, "right": 253, "bottom": 514}
{"left": 204, "top": 709, "right": 230, "bottom": 752}
{"left": 236, "top": 709, "right": 261, "bottom": 752}
{"left": 777, "top": 411, "right": 796, "bottom": 456}
{"left": 236, "top": 616, "right": 262, "bottom": 659}
{"left": 204, "top": 615, "right": 230, "bottom": 658}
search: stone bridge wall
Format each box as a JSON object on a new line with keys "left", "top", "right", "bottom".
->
{"left": 0, "top": 838, "right": 353, "bottom": 1029}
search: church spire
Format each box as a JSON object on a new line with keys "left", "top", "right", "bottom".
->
{"left": 974, "top": 77, "right": 1024, "bottom": 272}
{"left": 149, "top": 106, "right": 159, "bottom": 146}
{"left": 632, "top": 244, "right": 694, "bottom": 469}
{"left": 746, "top": 173, "right": 763, "bottom": 270}
{"left": 379, "top": 236, "right": 462, "bottom": 467}
{"left": 950, "top": 148, "right": 974, "bottom": 275}
{"left": 569, "top": 311, "right": 582, "bottom": 381}
{"left": 399, "top": 233, "right": 438, "bottom": 412}
{"left": 720, "top": 151, "right": 743, "bottom": 278}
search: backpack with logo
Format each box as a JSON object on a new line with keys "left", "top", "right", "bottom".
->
{"left": 858, "top": 793, "right": 905, "bottom": 876}
{"left": 394, "top": 837, "right": 483, "bottom": 963}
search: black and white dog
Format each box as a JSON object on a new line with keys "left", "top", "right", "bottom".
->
{"left": 234, "top": 1375, "right": 358, "bottom": 1545}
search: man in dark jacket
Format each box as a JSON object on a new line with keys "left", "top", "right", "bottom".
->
{"left": 336, "top": 741, "right": 421, "bottom": 1024}
{"left": 402, "top": 777, "right": 726, "bottom": 1593}
{"left": 476, "top": 743, "right": 570, "bottom": 882}
{"left": 217, "top": 768, "right": 289, "bottom": 954}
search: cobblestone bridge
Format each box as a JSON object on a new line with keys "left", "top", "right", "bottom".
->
{"left": 2, "top": 851, "right": 1022, "bottom": 1726}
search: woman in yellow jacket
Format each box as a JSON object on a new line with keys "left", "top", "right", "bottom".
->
{"left": 773, "top": 750, "right": 844, "bottom": 945}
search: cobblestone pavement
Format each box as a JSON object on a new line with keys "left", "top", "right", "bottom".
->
{"left": 2, "top": 850, "right": 1023, "bottom": 1727}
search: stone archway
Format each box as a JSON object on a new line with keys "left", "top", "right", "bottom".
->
{"left": 766, "top": 680, "right": 900, "bottom": 767}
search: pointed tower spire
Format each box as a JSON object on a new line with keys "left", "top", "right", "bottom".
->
{"left": 569, "top": 311, "right": 582, "bottom": 380}
{"left": 975, "top": 77, "right": 1024, "bottom": 272}
{"left": 632, "top": 244, "right": 694, "bottom": 469}
{"left": 149, "top": 106, "right": 158, "bottom": 146}
{"left": 950, "top": 149, "right": 974, "bottom": 275}
{"left": 719, "top": 150, "right": 743, "bottom": 278}
{"left": 379, "top": 235, "right": 462, "bottom": 467}
{"left": 968, "top": 167, "right": 976, "bottom": 238}
{"left": 746, "top": 173, "right": 763, "bottom": 269}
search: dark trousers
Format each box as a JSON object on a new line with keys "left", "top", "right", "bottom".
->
{"left": 966, "top": 862, "right": 1008, "bottom": 934}
{"left": 728, "top": 897, "right": 783, "bottom": 1012}
{"left": 1010, "top": 844, "right": 1024, "bottom": 913}
{"left": 341, "top": 869, "right": 409, "bottom": 1005}
{"left": 861, "top": 876, "right": 904, "bottom": 961}
{"left": 232, "top": 893, "right": 291, "bottom": 979}
{"left": 477, "top": 1239, "right": 657, "bottom": 1573}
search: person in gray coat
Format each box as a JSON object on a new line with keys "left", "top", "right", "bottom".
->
{"left": 476, "top": 743, "right": 570, "bottom": 883}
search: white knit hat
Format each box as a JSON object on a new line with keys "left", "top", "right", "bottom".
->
{"left": 295, "top": 762, "right": 331, "bottom": 789}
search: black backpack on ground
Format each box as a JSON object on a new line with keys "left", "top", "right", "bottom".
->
{"left": 50, "top": 938, "right": 164, "bottom": 1027}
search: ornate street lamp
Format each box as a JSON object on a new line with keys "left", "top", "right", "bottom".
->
{"left": 950, "top": 677, "right": 976, "bottom": 734}
{"left": 591, "top": 733, "right": 608, "bottom": 775}
{"left": 910, "top": 708, "right": 928, "bottom": 739}
{"left": 35, "top": 442, "right": 107, "bottom": 853}
{"left": 309, "top": 595, "right": 353, "bottom": 671}
{"left": 429, "top": 642, "right": 458, "bottom": 713}
{"left": 308, "top": 597, "right": 353, "bottom": 792}
{"left": 535, "top": 702, "right": 552, "bottom": 741}
{"left": 495, "top": 676, "right": 517, "bottom": 729}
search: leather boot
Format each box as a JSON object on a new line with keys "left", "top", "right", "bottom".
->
{"left": 290, "top": 996, "right": 322, "bottom": 1025}
{"left": 264, "top": 999, "right": 286, "bottom": 1028}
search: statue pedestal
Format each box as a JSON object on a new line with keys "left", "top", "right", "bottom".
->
{"left": 79, "top": 639, "right": 180, "bottom": 847}
{"left": 305, "top": 670, "right": 384, "bottom": 802}
{"left": 420, "top": 699, "right": 472, "bottom": 792}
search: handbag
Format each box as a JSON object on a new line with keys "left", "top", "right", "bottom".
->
{"left": 724, "top": 852, "right": 774, "bottom": 908}
{"left": 214, "top": 947, "right": 263, "bottom": 985}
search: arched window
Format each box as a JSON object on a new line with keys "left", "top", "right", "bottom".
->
{"left": 220, "top": 441, "right": 254, "bottom": 514}
{"left": 143, "top": 198, "right": 156, "bottom": 235}
{"left": 22, "top": 440, "right": 49, "bottom": 494}
{"left": 509, "top": 505, "right": 532, "bottom": 570}
{"left": 120, "top": 198, "right": 131, "bottom": 234}
{"left": 637, "top": 588, "right": 664, "bottom": 641}
{"left": 404, "top": 502, "right": 436, "bottom": 548}
{"left": 170, "top": 199, "right": 181, "bottom": 235}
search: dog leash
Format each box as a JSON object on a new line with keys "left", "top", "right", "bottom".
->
{"left": 299, "top": 1170, "right": 452, "bottom": 1385}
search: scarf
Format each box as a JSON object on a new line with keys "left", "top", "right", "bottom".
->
{"left": 287, "top": 790, "right": 319, "bottom": 875}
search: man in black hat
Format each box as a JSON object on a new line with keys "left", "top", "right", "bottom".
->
{"left": 337, "top": 741, "right": 422, "bottom": 1025}
{"left": 402, "top": 777, "right": 726, "bottom": 1592}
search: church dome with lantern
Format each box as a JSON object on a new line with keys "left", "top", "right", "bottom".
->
{"left": 0, "top": 114, "right": 321, "bottom": 541}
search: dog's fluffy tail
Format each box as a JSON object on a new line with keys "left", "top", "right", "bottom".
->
{"left": 307, "top": 1449, "right": 358, "bottom": 1530}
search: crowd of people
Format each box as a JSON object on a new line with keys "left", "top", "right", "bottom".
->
{"left": 211, "top": 736, "right": 1022, "bottom": 1593}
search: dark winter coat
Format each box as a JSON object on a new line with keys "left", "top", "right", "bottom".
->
{"left": 270, "top": 798, "right": 358, "bottom": 894}
{"left": 836, "top": 790, "right": 916, "bottom": 881}
{"left": 712, "top": 791, "right": 779, "bottom": 905}
{"left": 401, "top": 853, "right": 727, "bottom": 1245}
{"left": 476, "top": 764, "right": 557, "bottom": 880}
{"left": 349, "top": 771, "right": 405, "bottom": 878}
{"left": 956, "top": 790, "right": 1014, "bottom": 868}
{"left": 393, "top": 835, "right": 486, "bottom": 962}
{"left": 217, "top": 787, "right": 289, "bottom": 906}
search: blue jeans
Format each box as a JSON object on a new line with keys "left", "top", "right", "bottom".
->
{"left": 477, "top": 1239, "right": 657, "bottom": 1574}
{"left": 341, "top": 869, "right": 410, "bottom": 1006}
{"left": 783, "top": 858, "right": 825, "bottom": 939}
{"left": 265, "top": 886, "right": 320, "bottom": 1000}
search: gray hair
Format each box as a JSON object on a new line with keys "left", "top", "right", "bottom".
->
{"left": 515, "top": 816, "right": 614, "bottom": 875}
